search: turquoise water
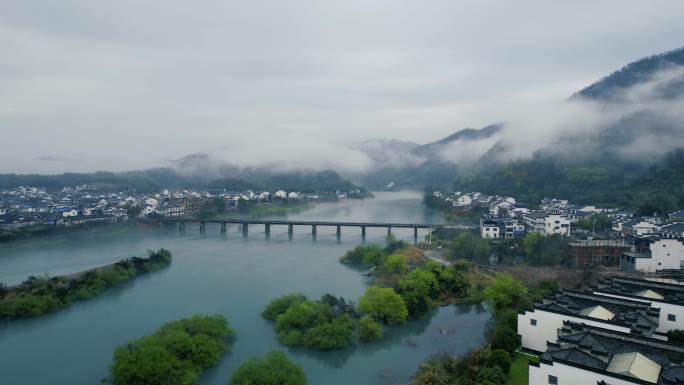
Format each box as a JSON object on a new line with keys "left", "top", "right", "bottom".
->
{"left": 0, "top": 191, "right": 491, "bottom": 385}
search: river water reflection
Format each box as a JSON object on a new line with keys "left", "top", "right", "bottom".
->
{"left": 0, "top": 191, "right": 491, "bottom": 385}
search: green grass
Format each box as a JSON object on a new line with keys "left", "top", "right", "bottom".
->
{"left": 506, "top": 352, "right": 538, "bottom": 385}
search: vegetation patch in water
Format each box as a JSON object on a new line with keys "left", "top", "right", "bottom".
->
{"left": 228, "top": 350, "right": 306, "bottom": 385}
{"left": 108, "top": 314, "right": 234, "bottom": 385}
{"left": 0, "top": 248, "right": 172, "bottom": 319}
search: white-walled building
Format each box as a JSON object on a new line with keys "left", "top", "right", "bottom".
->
{"left": 529, "top": 322, "right": 684, "bottom": 385}
{"left": 621, "top": 239, "right": 684, "bottom": 273}
{"left": 594, "top": 277, "right": 684, "bottom": 334}
{"left": 517, "top": 290, "right": 661, "bottom": 353}
{"left": 481, "top": 219, "right": 500, "bottom": 239}
{"left": 455, "top": 194, "right": 472, "bottom": 207}
{"left": 274, "top": 190, "right": 287, "bottom": 199}
{"left": 523, "top": 211, "right": 571, "bottom": 236}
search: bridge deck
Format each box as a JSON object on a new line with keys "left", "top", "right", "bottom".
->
{"left": 160, "top": 218, "right": 442, "bottom": 228}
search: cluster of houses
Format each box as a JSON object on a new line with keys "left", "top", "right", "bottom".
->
{"left": 519, "top": 276, "right": 684, "bottom": 385}
{"left": 432, "top": 191, "right": 684, "bottom": 275}
{"left": 0, "top": 185, "right": 338, "bottom": 231}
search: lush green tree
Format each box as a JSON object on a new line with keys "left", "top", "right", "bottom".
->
{"left": 358, "top": 315, "right": 384, "bottom": 341}
{"left": 270, "top": 297, "right": 354, "bottom": 349}
{"left": 487, "top": 349, "right": 512, "bottom": 374}
{"left": 382, "top": 254, "right": 409, "bottom": 275}
{"left": 522, "top": 232, "right": 544, "bottom": 264}
{"left": 339, "top": 245, "right": 384, "bottom": 266}
{"left": 228, "top": 350, "right": 306, "bottom": 385}
{"left": 358, "top": 286, "right": 408, "bottom": 325}
{"left": 575, "top": 213, "right": 612, "bottom": 233}
{"left": 262, "top": 294, "right": 307, "bottom": 320}
{"left": 449, "top": 232, "right": 490, "bottom": 262}
{"left": 489, "top": 325, "right": 520, "bottom": 354}
{"left": 396, "top": 269, "right": 439, "bottom": 318}
{"left": 475, "top": 366, "right": 506, "bottom": 385}
{"left": 384, "top": 235, "right": 408, "bottom": 254}
{"left": 425, "top": 262, "right": 470, "bottom": 297}
{"left": 483, "top": 274, "right": 529, "bottom": 312}
{"left": 110, "top": 314, "right": 234, "bottom": 385}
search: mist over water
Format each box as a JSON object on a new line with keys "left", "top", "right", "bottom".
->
{"left": 0, "top": 191, "right": 490, "bottom": 385}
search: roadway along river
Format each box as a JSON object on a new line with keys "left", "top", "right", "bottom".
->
{"left": 0, "top": 191, "right": 491, "bottom": 385}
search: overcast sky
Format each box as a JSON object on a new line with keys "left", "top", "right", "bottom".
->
{"left": 2, "top": 1, "right": 684, "bottom": 174}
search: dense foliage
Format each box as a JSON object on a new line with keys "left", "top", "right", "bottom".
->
{"left": 110, "top": 314, "right": 234, "bottom": 385}
{"left": 262, "top": 294, "right": 356, "bottom": 349}
{"left": 358, "top": 286, "right": 409, "bottom": 324}
{"left": 228, "top": 350, "right": 306, "bottom": 385}
{"left": 449, "top": 232, "right": 491, "bottom": 263}
{"left": 0, "top": 249, "right": 172, "bottom": 319}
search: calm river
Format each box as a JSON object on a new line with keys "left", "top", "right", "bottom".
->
{"left": 0, "top": 191, "right": 491, "bottom": 385}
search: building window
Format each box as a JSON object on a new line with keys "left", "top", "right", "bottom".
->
{"left": 548, "top": 375, "right": 558, "bottom": 384}
{"left": 531, "top": 319, "right": 537, "bottom": 326}
{"left": 668, "top": 314, "right": 676, "bottom": 322}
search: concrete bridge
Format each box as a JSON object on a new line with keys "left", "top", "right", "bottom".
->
{"left": 160, "top": 218, "right": 474, "bottom": 243}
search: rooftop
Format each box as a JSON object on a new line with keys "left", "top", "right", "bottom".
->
{"left": 541, "top": 322, "right": 684, "bottom": 385}
{"left": 596, "top": 277, "right": 684, "bottom": 305}
{"left": 536, "top": 290, "right": 659, "bottom": 336}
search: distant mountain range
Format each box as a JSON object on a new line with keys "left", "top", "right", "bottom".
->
{"left": 3, "top": 46, "right": 683, "bottom": 212}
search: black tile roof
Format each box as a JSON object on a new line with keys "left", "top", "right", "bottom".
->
{"left": 597, "top": 277, "right": 684, "bottom": 305}
{"left": 542, "top": 322, "right": 684, "bottom": 385}
{"left": 536, "top": 290, "right": 659, "bottom": 336}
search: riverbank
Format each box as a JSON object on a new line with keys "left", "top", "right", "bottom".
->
{"left": 0, "top": 248, "right": 172, "bottom": 319}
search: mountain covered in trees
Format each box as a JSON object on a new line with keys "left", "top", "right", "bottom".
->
{"left": 359, "top": 46, "right": 684, "bottom": 214}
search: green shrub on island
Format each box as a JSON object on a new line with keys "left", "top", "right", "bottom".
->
{"left": 261, "top": 293, "right": 307, "bottom": 320}
{"left": 228, "top": 350, "right": 306, "bottom": 385}
{"left": 263, "top": 294, "right": 356, "bottom": 349}
{"left": 339, "top": 244, "right": 384, "bottom": 266}
{"left": 110, "top": 314, "right": 234, "bottom": 385}
{"left": 0, "top": 248, "right": 172, "bottom": 319}
{"left": 358, "top": 286, "right": 408, "bottom": 325}
{"left": 358, "top": 315, "right": 384, "bottom": 341}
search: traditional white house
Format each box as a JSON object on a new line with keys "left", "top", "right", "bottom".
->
{"left": 455, "top": 194, "right": 472, "bottom": 207}
{"left": 622, "top": 219, "right": 659, "bottom": 238}
{"left": 660, "top": 223, "right": 684, "bottom": 239}
{"left": 594, "top": 277, "right": 684, "bottom": 334}
{"left": 529, "top": 322, "right": 684, "bottom": 385}
{"left": 287, "top": 192, "right": 300, "bottom": 200}
{"left": 274, "top": 190, "right": 287, "bottom": 199}
{"left": 480, "top": 219, "right": 500, "bottom": 239}
{"left": 517, "top": 290, "right": 662, "bottom": 353}
{"left": 621, "top": 239, "right": 684, "bottom": 273}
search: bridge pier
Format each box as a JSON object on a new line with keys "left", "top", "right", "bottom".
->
{"left": 387, "top": 227, "right": 392, "bottom": 238}
{"left": 312, "top": 224, "right": 317, "bottom": 240}
{"left": 361, "top": 226, "right": 366, "bottom": 243}
{"left": 336, "top": 225, "right": 341, "bottom": 242}
{"left": 200, "top": 222, "right": 206, "bottom": 233}
{"left": 414, "top": 227, "right": 418, "bottom": 245}
{"left": 242, "top": 223, "right": 248, "bottom": 237}
{"left": 288, "top": 224, "right": 293, "bottom": 240}
{"left": 265, "top": 223, "right": 270, "bottom": 239}
{"left": 221, "top": 222, "right": 227, "bottom": 234}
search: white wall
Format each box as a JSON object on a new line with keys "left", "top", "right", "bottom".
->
{"left": 518, "top": 309, "right": 632, "bottom": 352}
{"left": 634, "top": 239, "right": 684, "bottom": 273}
{"left": 530, "top": 361, "right": 638, "bottom": 385}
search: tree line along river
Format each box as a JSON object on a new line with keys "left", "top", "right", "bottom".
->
{"left": 0, "top": 191, "right": 491, "bottom": 385}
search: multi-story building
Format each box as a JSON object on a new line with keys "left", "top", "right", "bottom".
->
{"left": 523, "top": 211, "right": 571, "bottom": 236}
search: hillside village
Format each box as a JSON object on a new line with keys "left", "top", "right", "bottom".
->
{"left": 0, "top": 185, "right": 358, "bottom": 231}
{"left": 430, "top": 190, "right": 684, "bottom": 385}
